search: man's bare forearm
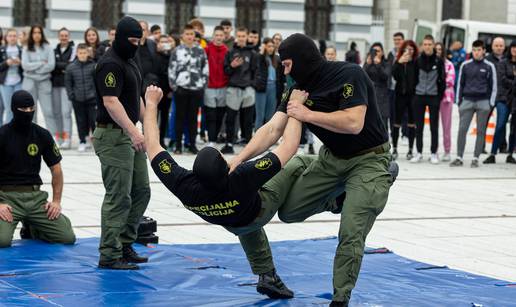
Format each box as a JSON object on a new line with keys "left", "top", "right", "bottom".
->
{"left": 143, "top": 101, "right": 163, "bottom": 160}
{"left": 104, "top": 97, "right": 138, "bottom": 135}
{"left": 50, "top": 164, "right": 63, "bottom": 204}
{"left": 306, "top": 106, "right": 366, "bottom": 135}
{"left": 235, "top": 112, "right": 288, "bottom": 162}
{"left": 139, "top": 99, "right": 145, "bottom": 123}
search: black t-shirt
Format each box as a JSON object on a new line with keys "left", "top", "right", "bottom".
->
{"left": 278, "top": 61, "right": 388, "bottom": 157}
{"left": 95, "top": 48, "right": 142, "bottom": 124}
{"left": 151, "top": 151, "right": 281, "bottom": 227}
{"left": 0, "top": 123, "right": 62, "bottom": 186}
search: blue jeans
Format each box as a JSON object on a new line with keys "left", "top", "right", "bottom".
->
{"left": 491, "top": 101, "right": 510, "bottom": 155}
{"left": 0, "top": 82, "right": 22, "bottom": 124}
{"left": 254, "top": 82, "right": 277, "bottom": 130}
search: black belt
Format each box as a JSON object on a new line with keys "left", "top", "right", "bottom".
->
{"left": 96, "top": 122, "right": 121, "bottom": 130}
{"left": 338, "top": 142, "right": 390, "bottom": 160}
{"left": 0, "top": 185, "right": 40, "bottom": 192}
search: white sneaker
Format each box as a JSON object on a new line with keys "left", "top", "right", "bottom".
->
{"left": 78, "top": 143, "right": 87, "bottom": 152}
{"left": 60, "top": 140, "right": 71, "bottom": 150}
{"left": 410, "top": 152, "right": 423, "bottom": 163}
{"left": 430, "top": 153, "right": 439, "bottom": 164}
{"left": 442, "top": 153, "right": 451, "bottom": 162}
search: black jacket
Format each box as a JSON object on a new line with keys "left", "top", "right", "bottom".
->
{"left": 496, "top": 58, "right": 515, "bottom": 103}
{"left": 52, "top": 41, "right": 75, "bottom": 87}
{"left": 135, "top": 39, "right": 159, "bottom": 91}
{"left": 392, "top": 59, "right": 417, "bottom": 96}
{"left": 364, "top": 59, "right": 391, "bottom": 117}
{"left": 0, "top": 45, "right": 23, "bottom": 85}
{"left": 96, "top": 39, "right": 111, "bottom": 60}
{"left": 486, "top": 53, "right": 505, "bottom": 101}
{"left": 64, "top": 59, "right": 96, "bottom": 102}
{"left": 156, "top": 50, "right": 171, "bottom": 94}
{"left": 224, "top": 44, "right": 259, "bottom": 89}
{"left": 255, "top": 53, "right": 282, "bottom": 93}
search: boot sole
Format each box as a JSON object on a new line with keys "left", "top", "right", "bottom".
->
{"left": 257, "top": 284, "right": 294, "bottom": 299}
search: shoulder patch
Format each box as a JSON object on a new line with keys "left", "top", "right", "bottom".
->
{"left": 105, "top": 72, "right": 116, "bottom": 88}
{"left": 53, "top": 143, "right": 61, "bottom": 157}
{"left": 159, "top": 159, "right": 172, "bottom": 174}
{"left": 343, "top": 83, "right": 354, "bottom": 99}
{"left": 281, "top": 90, "right": 290, "bottom": 103}
{"left": 27, "top": 143, "right": 39, "bottom": 156}
{"left": 255, "top": 158, "right": 272, "bottom": 170}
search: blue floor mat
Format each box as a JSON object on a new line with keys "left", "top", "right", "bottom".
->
{"left": 0, "top": 237, "right": 514, "bottom": 306}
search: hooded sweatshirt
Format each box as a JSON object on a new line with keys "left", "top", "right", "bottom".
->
{"left": 205, "top": 41, "right": 229, "bottom": 88}
{"left": 224, "top": 44, "right": 258, "bottom": 89}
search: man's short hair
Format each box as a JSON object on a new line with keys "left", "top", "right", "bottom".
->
{"left": 250, "top": 29, "right": 259, "bottom": 35}
{"left": 76, "top": 43, "right": 89, "bottom": 50}
{"left": 423, "top": 34, "right": 434, "bottom": 42}
{"left": 183, "top": 24, "right": 195, "bottom": 32}
{"left": 472, "top": 40, "right": 485, "bottom": 49}
{"left": 393, "top": 32, "right": 404, "bottom": 39}
{"left": 150, "top": 24, "right": 161, "bottom": 33}
{"left": 220, "top": 19, "right": 232, "bottom": 27}
{"left": 58, "top": 27, "right": 69, "bottom": 34}
{"left": 236, "top": 27, "right": 248, "bottom": 34}
{"left": 213, "top": 25, "right": 224, "bottom": 33}
{"left": 159, "top": 34, "right": 170, "bottom": 40}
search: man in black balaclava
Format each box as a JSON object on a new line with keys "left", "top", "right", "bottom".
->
{"left": 230, "top": 33, "right": 396, "bottom": 307}
{"left": 0, "top": 90, "right": 75, "bottom": 248}
{"left": 143, "top": 85, "right": 310, "bottom": 300}
{"left": 93, "top": 16, "right": 151, "bottom": 270}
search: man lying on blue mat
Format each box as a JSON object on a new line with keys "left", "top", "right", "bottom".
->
{"left": 0, "top": 90, "right": 76, "bottom": 248}
{"left": 143, "top": 85, "right": 311, "bottom": 299}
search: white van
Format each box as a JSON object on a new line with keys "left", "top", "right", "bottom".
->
{"left": 413, "top": 19, "right": 516, "bottom": 52}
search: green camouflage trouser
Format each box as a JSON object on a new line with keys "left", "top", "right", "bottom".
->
{"left": 225, "top": 143, "right": 392, "bottom": 304}
{"left": 93, "top": 126, "right": 150, "bottom": 262}
{"left": 0, "top": 190, "right": 75, "bottom": 247}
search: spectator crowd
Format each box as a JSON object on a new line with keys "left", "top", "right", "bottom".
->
{"left": 0, "top": 18, "right": 514, "bottom": 167}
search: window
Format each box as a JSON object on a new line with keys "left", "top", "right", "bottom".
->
{"left": 442, "top": 0, "right": 462, "bottom": 21}
{"left": 13, "top": 0, "right": 47, "bottom": 27}
{"left": 165, "top": 0, "right": 196, "bottom": 34}
{"left": 91, "top": 0, "right": 123, "bottom": 30}
{"left": 305, "top": 0, "right": 331, "bottom": 40}
{"left": 236, "top": 0, "right": 264, "bottom": 33}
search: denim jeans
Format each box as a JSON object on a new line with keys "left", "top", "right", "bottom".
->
{"left": 490, "top": 101, "right": 510, "bottom": 155}
{"left": 254, "top": 82, "right": 277, "bottom": 130}
{"left": 0, "top": 82, "right": 22, "bottom": 124}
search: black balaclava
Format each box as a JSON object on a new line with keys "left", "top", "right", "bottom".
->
{"left": 112, "top": 16, "right": 142, "bottom": 60}
{"left": 11, "top": 90, "right": 35, "bottom": 131}
{"left": 278, "top": 33, "right": 325, "bottom": 87}
{"left": 193, "top": 147, "right": 230, "bottom": 191}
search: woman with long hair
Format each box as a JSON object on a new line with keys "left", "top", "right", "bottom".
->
{"left": 0, "top": 28, "right": 23, "bottom": 125}
{"left": 364, "top": 42, "right": 391, "bottom": 132}
{"left": 391, "top": 39, "right": 418, "bottom": 160}
{"left": 21, "top": 25, "right": 56, "bottom": 134}
{"left": 435, "top": 42, "right": 455, "bottom": 161}
{"left": 84, "top": 27, "right": 100, "bottom": 61}
{"left": 255, "top": 37, "right": 280, "bottom": 130}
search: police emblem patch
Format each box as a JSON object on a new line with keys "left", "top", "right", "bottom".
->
{"left": 159, "top": 159, "right": 172, "bottom": 174}
{"left": 343, "top": 83, "right": 354, "bottom": 99}
{"left": 105, "top": 72, "right": 116, "bottom": 88}
{"left": 27, "top": 143, "right": 38, "bottom": 156}
{"left": 305, "top": 99, "right": 314, "bottom": 107}
{"left": 281, "top": 90, "right": 289, "bottom": 103}
{"left": 255, "top": 158, "right": 272, "bottom": 170}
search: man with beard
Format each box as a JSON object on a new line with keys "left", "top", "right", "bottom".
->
{"left": 93, "top": 16, "right": 150, "bottom": 270}
{"left": 230, "top": 34, "right": 394, "bottom": 306}
{"left": 0, "top": 90, "right": 75, "bottom": 247}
